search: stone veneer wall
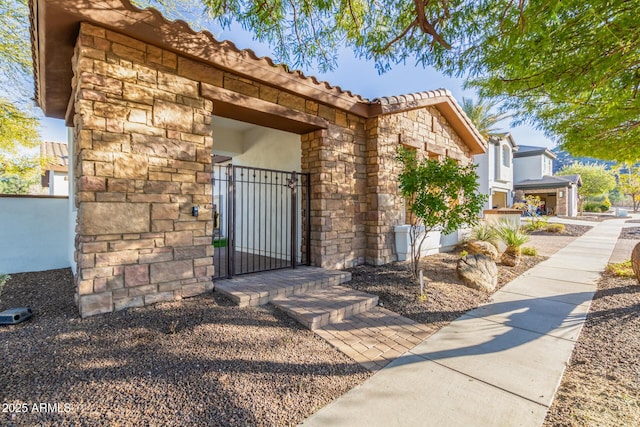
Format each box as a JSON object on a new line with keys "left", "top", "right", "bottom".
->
{"left": 557, "top": 189, "right": 568, "bottom": 216}
{"left": 72, "top": 23, "right": 215, "bottom": 317}
{"left": 302, "top": 123, "right": 368, "bottom": 269}
{"left": 366, "top": 107, "right": 473, "bottom": 265}
{"left": 69, "top": 23, "right": 477, "bottom": 315}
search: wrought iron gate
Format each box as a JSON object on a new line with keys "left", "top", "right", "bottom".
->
{"left": 212, "top": 164, "right": 311, "bottom": 279}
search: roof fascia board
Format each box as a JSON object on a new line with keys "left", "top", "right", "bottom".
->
{"left": 514, "top": 149, "right": 557, "bottom": 159}
{"left": 514, "top": 183, "right": 569, "bottom": 190}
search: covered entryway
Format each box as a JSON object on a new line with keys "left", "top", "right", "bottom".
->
{"left": 211, "top": 117, "right": 310, "bottom": 279}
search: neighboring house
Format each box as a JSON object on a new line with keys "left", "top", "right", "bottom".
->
{"left": 514, "top": 175, "right": 582, "bottom": 217}
{"left": 513, "top": 145, "right": 556, "bottom": 183}
{"left": 475, "top": 133, "right": 518, "bottom": 211}
{"left": 40, "top": 141, "right": 69, "bottom": 196}
{"left": 513, "top": 145, "right": 581, "bottom": 216}
{"left": 31, "top": 0, "right": 486, "bottom": 317}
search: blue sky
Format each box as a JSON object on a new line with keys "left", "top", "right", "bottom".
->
{"left": 40, "top": 19, "right": 557, "bottom": 149}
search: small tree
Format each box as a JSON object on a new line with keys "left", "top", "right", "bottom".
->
{"left": 557, "top": 162, "right": 616, "bottom": 213}
{"left": 397, "top": 147, "right": 487, "bottom": 281}
{"left": 615, "top": 164, "right": 640, "bottom": 212}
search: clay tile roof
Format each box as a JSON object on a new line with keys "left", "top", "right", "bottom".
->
{"left": 40, "top": 141, "right": 69, "bottom": 172}
{"left": 373, "top": 88, "right": 452, "bottom": 106}
{"left": 31, "top": 0, "right": 367, "bottom": 119}
{"left": 32, "top": 0, "right": 485, "bottom": 155}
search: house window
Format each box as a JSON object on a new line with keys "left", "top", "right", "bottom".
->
{"left": 502, "top": 145, "right": 510, "bottom": 167}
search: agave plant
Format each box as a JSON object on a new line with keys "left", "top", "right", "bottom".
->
{"left": 494, "top": 221, "right": 529, "bottom": 266}
{"left": 471, "top": 223, "right": 499, "bottom": 248}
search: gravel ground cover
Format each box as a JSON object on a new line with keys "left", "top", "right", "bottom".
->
{"left": 344, "top": 253, "right": 545, "bottom": 331}
{"left": 527, "top": 223, "right": 593, "bottom": 237}
{"left": 0, "top": 224, "right": 599, "bottom": 425}
{"left": 0, "top": 269, "right": 370, "bottom": 426}
{"left": 543, "top": 271, "right": 640, "bottom": 426}
{"left": 572, "top": 214, "right": 617, "bottom": 222}
{"left": 342, "top": 224, "right": 591, "bottom": 339}
{"left": 543, "top": 226, "right": 640, "bottom": 426}
{"left": 620, "top": 226, "right": 640, "bottom": 240}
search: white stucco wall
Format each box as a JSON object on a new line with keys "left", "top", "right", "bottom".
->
{"left": 67, "top": 127, "right": 77, "bottom": 274}
{"left": 212, "top": 120, "right": 303, "bottom": 262}
{"left": 0, "top": 196, "right": 71, "bottom": 274}
{"left": 231, "top": 126, "right": 302, "bottom": 171}
{"left": 474, "top": 152, "right": 490, "bottom": 198}
{"left": 568, "top": 185, "right": 579, "bottom": 217}
{"left": 475, "top": 141, "right": 514, "bottom": 212}
{"left": 52, "top": 171, "right": 69, "bottom": 196}
{"left": 514, "top": 153, "right": 555, "bottom": 182}
{"left": 513, "top": 155, "right": 543, "bottom": 182}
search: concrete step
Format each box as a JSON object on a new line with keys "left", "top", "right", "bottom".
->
{"left": 271, "top": 285, "right": 379, "bottom": 330}
{"left": 214, "top": 266, "right": 351, "bottom": 307}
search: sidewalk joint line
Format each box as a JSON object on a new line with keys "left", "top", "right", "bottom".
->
{"left": 423, "top": 357, "right": 552, "bottom": 409}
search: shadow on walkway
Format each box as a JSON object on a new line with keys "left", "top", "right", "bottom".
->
{"left": 392, "top": 291, "right": 593, "bottom": 365}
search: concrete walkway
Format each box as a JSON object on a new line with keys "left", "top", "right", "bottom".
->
{"left": 303, "top": 218, "right": 627, "bottom": 427}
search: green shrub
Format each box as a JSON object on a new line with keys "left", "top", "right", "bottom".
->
{"left": 471, "top": 224, "right": 498, "bottom": 247}
{"left": 583, "top": 202, "right": 602, "bottom": 212}
{"left": 605, "top": 261, "right": 635, "bottom": 278}
{"left": 521, "top": 246, "right": 538, "bottom": 256}
{"left": 523, "top": 216, "right": 548, "bottom": 232}
{"left": 459, "top": 250, "right": 468, "bottom": 258}
{"left": 545, "top": 223, "right": 565, "bottom": 233}
{"left": 495, "top": 220, "right": 530, "bottom": 248}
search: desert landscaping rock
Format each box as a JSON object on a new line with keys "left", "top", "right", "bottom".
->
{"left": 632, "top": 241, "right": 640, "bottom": 283}
{"left": 528, "top": 223, "right": 592, "bottom": 237}
{"left": 466, "top": 240, "right": 499, "bottom": 261}
{"left": 621, "top": 226, "right": 640, "bottom": 240}
{"left": 0, "top": 269, "right": 370, "bottom": 426}
{"left": 1, "top": 222, "right": 603, "bottom": 425}
{"left": 543, "top": 271, "right": 640, "bottom": 426}
{"left": 500, "top": 249, "right": 520, "bottom": 267}
{"left": 456, "top": 254, "right": 499, "bottom": 292}
{"left": 345, "top": 253, "right": 545, "bottom": 331}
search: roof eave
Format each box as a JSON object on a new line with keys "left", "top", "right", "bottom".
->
{"left": 373, "top": 93, "right": 486, "bottom": 155}
{"left": 436, "top": 101, "right": 486, "bottom": 155}
{"left": 32, "top": 0, "right": 369, "bottom": 119}
{"left": 514, "top": 180, "right": 571, "bottom": 190}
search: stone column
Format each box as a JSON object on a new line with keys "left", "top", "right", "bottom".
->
{"left": 301, "top": 121, "right": 367, "bottom": 269}
{"left": 71, "top": 23, "right": 214, "bottom": 317}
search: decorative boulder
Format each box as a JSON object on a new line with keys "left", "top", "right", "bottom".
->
{"left": 466, "top": 240, "right": 500, "bottom": 261}
{"left": 631, "top": 242, "right": 640, "bottom": 284}
{"left": 501, "top": 247, "right": 521, "bottom": 267}
{"left": 457, "top": 254, "right": 499, "bottom": 293}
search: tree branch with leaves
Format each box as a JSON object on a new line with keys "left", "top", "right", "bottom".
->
{"left": 397, "top": 147, "right": 486, "bottom": 281}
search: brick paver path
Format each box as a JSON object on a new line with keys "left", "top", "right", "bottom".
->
{"left": 526, "top": 235, "right": 579, "bottom": 257}
{"left": 315, "top": 307, "right": 433, "bottom": 371}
